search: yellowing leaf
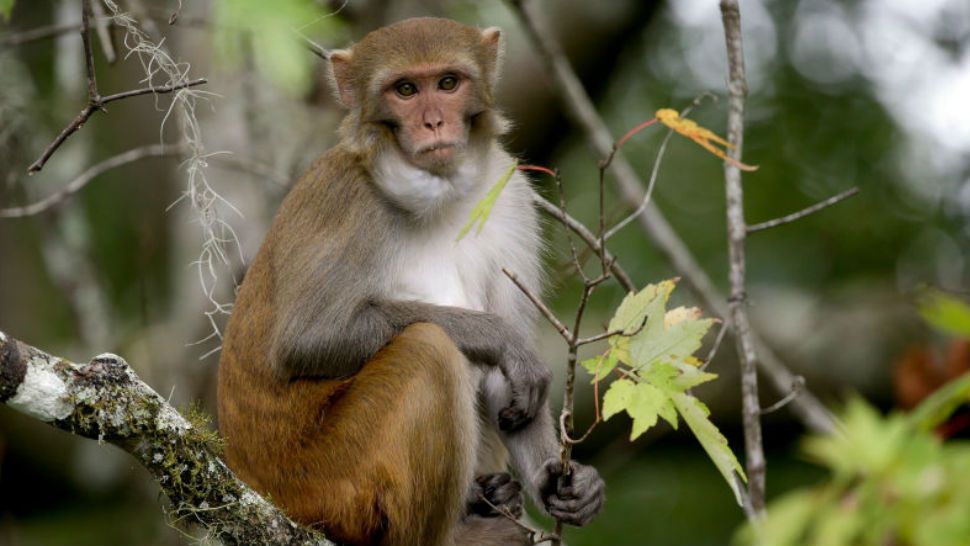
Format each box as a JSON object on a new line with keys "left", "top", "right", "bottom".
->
{"left": 457, "top": 160, "right": 518, "bottom": 241}
{"left": 671, "top": 392, "right": 747, "bottom": 505}
{"left": 629, "top": 305, "right": 716, "bottom": 371}
{"left": 656, "top": 108, "right": 758, "bottom": 172}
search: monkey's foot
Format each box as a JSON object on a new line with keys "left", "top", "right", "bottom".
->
{"left": 466, "top": 472, "right": 524, "bottom": 519}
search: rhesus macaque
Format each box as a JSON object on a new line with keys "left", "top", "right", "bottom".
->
{"left": 218, "top": 17, "right": 605, "bottom": 546}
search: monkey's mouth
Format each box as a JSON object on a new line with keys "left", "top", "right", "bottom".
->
{"left": 416, "top": 142, "right": 459, "bottom": 162}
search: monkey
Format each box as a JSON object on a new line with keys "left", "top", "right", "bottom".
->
{"left": 217, "top": 17, "right": 605, "bottom": 546}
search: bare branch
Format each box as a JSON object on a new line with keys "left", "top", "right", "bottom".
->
{"left": 508, "top": 0, "right": 835, "bottom": 435}
{"left": 605, "top": 95, "right": 711, "bottom": 241}
{"left": 502, "top": 268, "right": 572, "bottom": 342}
{"left": 533, "top": 195, "right": 636, "bottom": 293}
{"left": 3, "top": 144, "right": 186, "bottom": 218}
{"left": 100, "top": 78, "right": 208, "bottom": 103}
{"left": 761, "top": 376, "right": 806, "bottom": 415}
{"left": 747, "top": 187, "right": 860, "bottom": 233}
{"left": 81, "top": 0, "right": 101, "bottom": 104}
{"left": 474, "top": 494, "right": 559, "bottom": 545}
{"left": 719, "top": 0, "right": 766, "bottom": 517}
{"left": 0, "top": 22, "right": 87, "bottom": 48}
{"left": 0, "top": 330, "right": 334, "bottom": 545}
{"left": 700, "top": 321, "right": 730, "bottom": 371}
{"left": 26, "top": 78, "right": 208, "bottom": 174}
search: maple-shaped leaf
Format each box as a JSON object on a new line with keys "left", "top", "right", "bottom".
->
{"left": 581, "top": 352, "right": 619, "bottom": 382}
{"left": 630, "top": 305, "right": 717, "bottom": 369}
{"left": 671, "top": 392, "right": 747, "bottom": 505}
{"left": 602, "top": 379, "right": 672, "bottom": 440}
{"left": 457, "top": 160, "right": 518, "bottom": 241}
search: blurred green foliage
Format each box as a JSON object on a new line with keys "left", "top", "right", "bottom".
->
{"left": 214, "top": 0, "right": 346, "bottom": 93}
{"left": 736, "top": 383, "right": 970, "bottom": 546}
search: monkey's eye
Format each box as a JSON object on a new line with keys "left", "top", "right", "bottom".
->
{"left": 438, "top": 76, "right": 459, "bottom": 91}
{"left": 395, "top": 81, "right": 418, "bottom": 97}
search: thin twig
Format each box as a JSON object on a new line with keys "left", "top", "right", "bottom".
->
{"left": 761, "top": 376, "right": 805, "bottom": 415}
{"left": 559, "top": 411, "right": 601, "bottom": 445}
{"left": 502, "top": 268, "right": 572, "bottom": 342}
{"left": 508, "top": 0, "right": 835, "bottom": 435}
{"left": 719, "top": 0, "right": 766, "bottom": 518}
{"left": 302, "top": 35, "right": 329, "bottom": 61}
{"left": 475, "top": 494, "right": 559, "bottom": 545}
{"left": 605, "top": 96, "right": 711, "bottom": 241}
{"left": 747, "top": 187, "right": 860, "bottom": 233}
{"left": 533, "top": 195, "right": 635, "bottom": 292}
{"left": 27, "top": 78, "right": 207, "bottom": 174}
{"left": 700, "top": 321, "right": 730, "bottom": 371}
{"left": 3, "top": 144, "right": 187, "bottom": 218}
{"left": 576, "top": 313, "right": 649, "bottom": 346}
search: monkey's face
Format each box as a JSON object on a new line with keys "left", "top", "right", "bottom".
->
{"left": 378, "top": 65, "right": 479, "bottom": 174}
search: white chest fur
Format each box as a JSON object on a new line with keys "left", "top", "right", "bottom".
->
{"left": 377, "top": 149, "right": 537, "bottom": 313}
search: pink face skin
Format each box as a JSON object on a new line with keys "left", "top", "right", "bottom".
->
{"left": 381, "top": 64, "right": 477, "bottom": 173}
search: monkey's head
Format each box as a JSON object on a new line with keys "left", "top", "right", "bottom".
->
{"left": 327, "top": 18, "right": 506, "bottom": 175}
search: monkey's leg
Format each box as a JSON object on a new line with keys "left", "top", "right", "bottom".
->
{"left": 267, "top": 323, "right": 480, "bottom": 546}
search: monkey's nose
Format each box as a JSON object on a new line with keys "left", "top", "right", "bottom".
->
{"left": 423, "top": 118, "right": 444, "bottom": 131}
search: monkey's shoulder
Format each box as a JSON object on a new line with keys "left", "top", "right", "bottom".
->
{"left": 277, "top": 146, "right": 386, "bottom": 226}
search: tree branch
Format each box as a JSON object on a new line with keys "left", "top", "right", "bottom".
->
{"left": 747, "top": 187, "right": 860, "bottom": 233}
{"left": 508, "top": 0, "right": 835, "bottom": 435}
{"left": 2, "top": 144, "right": 188, "bottom": 218}
{"left": 27, "top": 78, "right": 207, "bottom": 175}
{"left": 0, "top": 330, "right": 334, "bottom": 545}
{"left": 719, "top": 0, "right": 766, "bottom": 517}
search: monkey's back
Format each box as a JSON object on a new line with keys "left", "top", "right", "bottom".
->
{"left": 216, "top": 146, "right": 390, "bottom": 536}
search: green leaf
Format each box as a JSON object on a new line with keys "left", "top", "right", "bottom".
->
{"left": 607, "top": 279, "right": 676, "bottom": 345}
{"left": 919, "top": 289, "right": 970, "bottom": 339}
{"left": 671, "top": 392, "right": 747, "bottom": 505}
{"left": 457, "top": 160, "right": 518, "bottom": 241}
{"left": 629, "top": 305, "right": 716, "bottom": 369}
{"left": 214, "top": 0, "right": 343, "bottom": 94}
{"left": 580, "top": 352, "right": 618, "bottom": 382}
{"left": 601, "top": 379, "right": 671, "bottom": 439}
{"left": 0, "top": 0, "right": 14, "bottom": 21}
{"left": 908, "top": 371, "right": 970, "bottom": 432}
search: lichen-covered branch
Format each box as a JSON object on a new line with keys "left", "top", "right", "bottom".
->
{"left": 0, "top": 329, "right": 334, "bottom": 546}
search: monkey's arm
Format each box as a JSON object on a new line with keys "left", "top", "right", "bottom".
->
{"left": 484, "top": 379, "right": 605, "bottom": 528}
{"left": 277, "top": 297, "right": 550, "bottom": 430}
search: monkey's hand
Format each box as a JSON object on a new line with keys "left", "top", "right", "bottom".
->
{"left": 536, "top": 458, "right": 606, "bottom": 527}
{"left": 497, "top": 346, "right": 551, "bottom": 431}
{"left": 466, "top": 472, "right": 524, "bottom": 519}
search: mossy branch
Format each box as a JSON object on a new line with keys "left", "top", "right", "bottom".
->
{"left": 0, "top": 329, "right": 335, "bottom": 546}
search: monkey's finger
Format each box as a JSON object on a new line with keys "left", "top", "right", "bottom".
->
{"left": 548, "top": 492, "right": 605, "bottom": 525}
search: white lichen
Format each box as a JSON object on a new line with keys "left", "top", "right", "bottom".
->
{"left": 7, "top": 361, "right": 72, "bottom": 421}
{"left": 156, "top": 404, "right": 191, "bottom": 433}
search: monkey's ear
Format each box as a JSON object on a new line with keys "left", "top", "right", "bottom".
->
{"left": 479, "top": 27, "right": 504, "bottom": 90}
{"left": 326, "top": 49, "right": 356, "bottom": 108}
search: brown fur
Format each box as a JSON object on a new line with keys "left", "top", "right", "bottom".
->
{"left": 218, "top": 18, "right": 541, "bottom": 546}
